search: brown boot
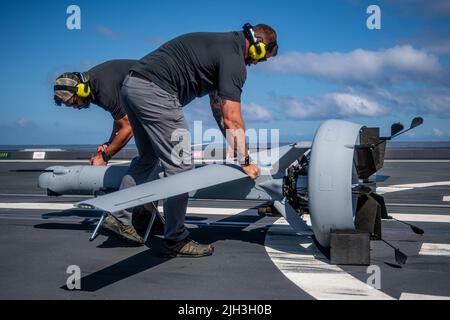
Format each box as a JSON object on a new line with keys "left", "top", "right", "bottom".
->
{"left": 160, "top": 237, "right": 214, "bottom": 257}
{"left": 103, "top": 213, "right": 144, "bottom": 246}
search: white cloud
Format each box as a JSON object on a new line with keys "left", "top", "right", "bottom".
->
{"left": 327, "top": 93, "right": 385, "bottom": 117}
{"left": 242, "top": 103, "right": 272, "bottom": 121}
{"left": 261, "top": 45, "right": 446, "bottom": 85}
{"left": 432, "top": 128, "right": 445, "bottom": 137}
{"left": 15, "top": 118, "right": 35, "bottom": 128}
{"left": 279, "top": 92, "right": 387, "bottom": 120}
{"left": 369, "top": 87, "right": 450, "bottom": 117}
{"left": 282, "top": 98, "right": 321, "bottom": 120}
{"left": 184, "top": 100, "right": 273, "bottom": 124}
{"left": 421, "top": 91, "right": 450, "bottom": 115}
{"left": 372, "top": 87, "right": 406, "bottom": 105}
{"left": 95, "top": 26, "right": 122, "bottom": 39}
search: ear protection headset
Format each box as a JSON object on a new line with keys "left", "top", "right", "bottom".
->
{"left": 54, "top": 72, "right": 91, "bottom": 99}
{"left": 243, "top": 23, "right": 277, "bottom": 61}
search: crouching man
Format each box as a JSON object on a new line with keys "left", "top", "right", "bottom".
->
{"left": 53, "top": 60, "right": 158, "bottom": 245}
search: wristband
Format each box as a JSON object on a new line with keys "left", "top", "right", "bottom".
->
{"left": 101, "top": 151, "right": 111, "bottom": 162}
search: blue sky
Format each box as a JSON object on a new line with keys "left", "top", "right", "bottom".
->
{"left": 1, "top": 0, "right": 449, "bottom": 145}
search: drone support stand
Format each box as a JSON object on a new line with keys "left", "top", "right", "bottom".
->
{"left": 90, "top": 212, "right": 106, "bottom": 242}
{"left": 89, "top": 202, "right": 165, "bottom": 243}
{"left": 143, "top": 203, "right": 166, "bottom": 243}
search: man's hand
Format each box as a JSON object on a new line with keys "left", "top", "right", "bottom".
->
{"left": 89, "top": 151, "right": 108, "bottom": 166}
{"left": 241, "top": 164, "right": 260, "bottom": 180}
{"left": 97, "top": 144, "right": 109, "bottom": 153}
{"left": 90, "top": 144, "right": 109, "bottom": 166}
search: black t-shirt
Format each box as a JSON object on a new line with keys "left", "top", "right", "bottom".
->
{"left": 131, "top": 31, "right": 247, "bottom": 106}
{"left": 87, "top": 59, "right": 137, "bottom": 120}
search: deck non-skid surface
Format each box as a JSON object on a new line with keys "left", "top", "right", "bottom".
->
{"left": 0, "top": 159, "right": 449, "bottom": 299}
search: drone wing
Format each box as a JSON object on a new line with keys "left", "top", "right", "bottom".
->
{"left": 75, "top": 164, "right": 248, "bottom": 213}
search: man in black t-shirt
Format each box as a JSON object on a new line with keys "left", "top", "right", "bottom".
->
{"left": 54, "top": 59, "right": 156, "bottom": 245}
{"left": 122, "top": 23, "right": 278, "bottom": 257}
{"left": 54, "top": 60, "right": 136, "bottom": 165}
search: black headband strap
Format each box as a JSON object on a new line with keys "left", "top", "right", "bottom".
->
{"left": 54, "top": 85, "right": 77, "bottom": 93}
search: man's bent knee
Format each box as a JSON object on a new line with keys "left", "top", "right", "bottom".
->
{"left": 119, "top": 174, "right": 137, "bottom": 190}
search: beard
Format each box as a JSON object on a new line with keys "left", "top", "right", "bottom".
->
{"left": 76, "top": 97, "right": 91, "bottom": 109}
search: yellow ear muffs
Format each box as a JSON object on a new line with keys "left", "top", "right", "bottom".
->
{"left": 76, "top": 83, "right": 91, "bottom": 98}
{"left": 249, "top": 42, "right": 267, "bottom": 61}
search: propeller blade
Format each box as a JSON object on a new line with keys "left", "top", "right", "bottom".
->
{"left": 381, "top": 239, "right": 408, "bottom": 265}
{"left": 391, "top": 122, "right": 404, "bottom": 136}
{"left": 389, "top": 116, "right": 424, "bottom": 140}
{"left": 411, "top": 117, "right": 424, "bottom": 129}
{"left": 411, "top": 225, "right": 425, "bottom": 235}
{"left": 390, "top": 216, "right": 425, "bottom": 235}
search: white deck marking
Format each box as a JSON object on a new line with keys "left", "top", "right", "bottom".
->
{"left": 265, "top": 220, "right": 394, "bottom": 300}
{"left": 0, "top": 193, "right": 48, "bottom": 197}
{"left": 175, "top": 207, "right": 254, "bottom": 215}
{"left": 377, "top": 187, "right": 414, "bottom": 194}
{"left": 400, "top": 293, "right": 450, "bottom": 300}
{"left": 419, "top": 243, "right": 450, "bottom": 257}
{"left": 387, "top": 203, "right": 450, "bottom": 208}
{"left": 1, "top": 203, "right": 449, "bottom": 224}
{"left": 389, "top": 213, "right": 450, "bottom": 223}
{"left": 301, "top": 212, "right": 450, "bottom": 224}
{"left": 0, "top": 193, "right": 92, "bottom": 198}
{"left": 22, "top": 149, "right": 65, "bottom": 152}
{"left": 32, "top": 152, "right": 46, "bottom": 160}
{"left": 0, "top": 203, "right": 257, "bottom": 216}
{"left": 386, "top": 181, "right": 450, "bottom": 188}
{"left": 2, "top": 193, "right": 450, "bottom": 209}
{"left": 377, "top": 181, "right": 450, "bottom": 195}
{"left": 0, "top": 203, "right": 75, "bottom": 210}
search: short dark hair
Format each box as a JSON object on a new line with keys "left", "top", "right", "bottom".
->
{"left": 254, "top": 24, "right": 278, "bottom": 56}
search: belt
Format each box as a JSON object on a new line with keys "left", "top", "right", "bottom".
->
{"left": 129, "top": 71, "right": 150, "bottom": 82}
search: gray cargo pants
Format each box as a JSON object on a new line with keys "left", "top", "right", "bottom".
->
{"left": 114, "top": 75, "right": 192, "bottom": 242}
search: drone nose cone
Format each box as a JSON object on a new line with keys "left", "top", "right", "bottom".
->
{"left": 38, "top": 171, "right": 52, "bottom": 189}
{"left": 38, "top": 166, "right": 66, "bottom": 192}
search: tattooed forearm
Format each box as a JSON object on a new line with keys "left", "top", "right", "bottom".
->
{"left": 209, "top": 91, "right": 226, "bottom": 137}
